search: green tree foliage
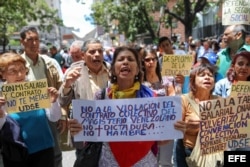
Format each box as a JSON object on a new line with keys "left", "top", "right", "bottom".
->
{"left": 89, "top": 0, "right": 221, "bottom": 42}
{"left": 164, "top": 0, "right": 215, "bottom": 40}
{"left": 0, "top": 0, "right": 63, "bottom": 51}
{"left": 91, "top": 0, "right": 166, "bottom": 41}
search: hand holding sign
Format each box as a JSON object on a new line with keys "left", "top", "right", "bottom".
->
{"left": 0, "top": 96, "right": 6, "bottom": 117}
{"left": 174, "top": 120, "right": 187, "bottom": 133}
{"left": 48, "top": 87, "right": 58, "bottom": 103}
{"left": 68, "top": 118, "right": 83, "bottom": 136}
{"left": 175, "top": 74, "right": 185, "bottom": 84}
{"left": 186, "top": 118, "right": 201, "bottom": 134}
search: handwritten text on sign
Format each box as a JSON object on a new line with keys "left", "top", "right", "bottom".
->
{"left": 230, "top": 81, "right": 250, "bottom": 97}
{"left": 199, "top": 95, "right": 250, "bottom": 155}
{"left": 1, "top": 79, "right": 50, "bottom": 113}
{"left": 72, "top": 96, "right": 182, "bottom": 142}
{"left": 161, "top": 55, "right": 193, "bottom": 76}
{"left": 222, "top": 0, "right": 250, "bottom": 25}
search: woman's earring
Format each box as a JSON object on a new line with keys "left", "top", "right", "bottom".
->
{"left": 113, "top": 76, "right": 117, "bottom": 81}
{"left": 135, "top": 75, "right": 139, "bottom": 80}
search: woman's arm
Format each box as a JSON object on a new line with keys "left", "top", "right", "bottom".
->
{"left": 0, "top": 97, "right": 7, "bottom": 129}
{"left": 45, "top": 87, "right": 62, "bottom": 122}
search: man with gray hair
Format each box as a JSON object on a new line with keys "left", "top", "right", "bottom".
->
{"left": 58, "top": 38, "right": 110, "bottom": 159}
{"left": 69, "top": 40, "right": 84, "bottom": 63}
{"left": 217, "top": 24, "right": 250, "bottom": 78}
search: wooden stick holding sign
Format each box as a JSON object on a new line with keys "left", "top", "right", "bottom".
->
{"left": 1, "top": 79, "right": 50, "bottom": 113}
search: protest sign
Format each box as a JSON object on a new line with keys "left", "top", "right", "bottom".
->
{"left": 1, "top": 79, "right": 50, "bottom": 113}
{"left": 161, "top": 55, "right": 193, "bottom": 76}
{"left": 222, "top": 0, "right": 250, "bottom": 25}
{"left": 199, "top": 95, "right": 250, "bottom": 155}
{"left": 230, "top": 81, "right": 250, "bottom": 97}
{"left": 72, "top": 96, "right": 182, "bottom": 142}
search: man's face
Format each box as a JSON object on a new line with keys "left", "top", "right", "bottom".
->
{"left": 159, "top": 40, "right": 173, "bottom": 54}
{"left": 20, "top": 31, "right": 40, "bottom": 57}
{"left": 222, "top": 26, "right": 241, "bottom": 47}
{"left": 69, "top": 46, "right": 83, "bottom": 62}
{"left": 203, "top": 41, "right": 210, "bottom": 50}
{"left": 49, "top": 48, "right": 57, "bottom": 56}
{"left": 84, "top": 43, "right": 104, "bottom": 73}
{"left": 246, "top": 35, "right": 250, "bottom": 45}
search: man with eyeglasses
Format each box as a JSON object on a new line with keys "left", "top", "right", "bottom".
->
{"left": 20, "top": 25, "right": 65, "bottom": 167}
{"left": 217, "top": 24, "right": 250, "bottom": 79}
{"left": 58, "top": 38, "right": 110, "bottom": 158}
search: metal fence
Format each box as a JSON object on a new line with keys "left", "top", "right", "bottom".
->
{"left": 192, "top": 23, "right": 250, "bottom": 40}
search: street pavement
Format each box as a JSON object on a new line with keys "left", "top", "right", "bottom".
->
{"left": 62, "top": 149, "right": 76, "bottom": 167}
{"left": 61, "top": 131, "right": 76, "bottom": 167}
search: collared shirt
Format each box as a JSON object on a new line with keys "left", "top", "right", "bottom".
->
{"left": 21, "top": 53, "right": 46, "bottom": 80}
{"left": 213, "top": 78, "right": 232, "bottom": 98}
{"left": 22, "top": 53, "right": 62, "bottom": 90}
{"left": 88, "top": 64, "right": 109, "bottom": 95}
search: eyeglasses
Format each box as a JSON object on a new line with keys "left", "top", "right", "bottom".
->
{"left": 88, "top": 49, "right": 104, "bottom": 55}
{"left": 6, "top": 68, "right": 27, "bottom": 75}
{"left": 144, "top": 57, "right": 157, "bottom": 62}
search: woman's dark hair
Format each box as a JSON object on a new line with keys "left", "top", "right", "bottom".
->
{"left": 20, "top": 26, "right": 38, "bottom": 40}
{"left": 141, "top": 48, "right": 162, "bottom": 82}
{"left": 158, "top": 36, "right": 171, "bottom": 47}
{"left": 190, "top": 63, "right": 217, "bottom": 94}
{"left": 227, "top": 51, "right": 250, "bottom": 82}
{"left": 110, "top": 46, "right": 143, "bottom": 83}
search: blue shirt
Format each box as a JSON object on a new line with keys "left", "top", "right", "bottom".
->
{"left": 213, "top": 78, "right": 232, "bottom": 98}
{"left": 10, "top": 109, "right": 54, "bottom": 154}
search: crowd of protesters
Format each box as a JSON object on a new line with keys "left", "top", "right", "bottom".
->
{"left": 0, "top": 24, "right": 249, "bottom": 167}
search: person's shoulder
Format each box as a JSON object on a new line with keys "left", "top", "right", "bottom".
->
{"left": 217, "top": 48, "right": 229, "bottom": 58}
{"left": 217, "top": 48, "right": 227, "bottom": 54}
{"left": 40, "top": 54, "right": 62, "bottom": 71}
{"left": 215, "top": 77, "right": 229, "bottom": 85}
{"left": 174, "top": 49, "right": 187, "bottom": 55}
{"left": 40, "top": 54, "right": 54, "bottom": 64}
{"left": 56, "top": 52, "right": 62, "bottom": 56}
{"left": 240, "top": 44, "right": 250, "bottom": 51}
